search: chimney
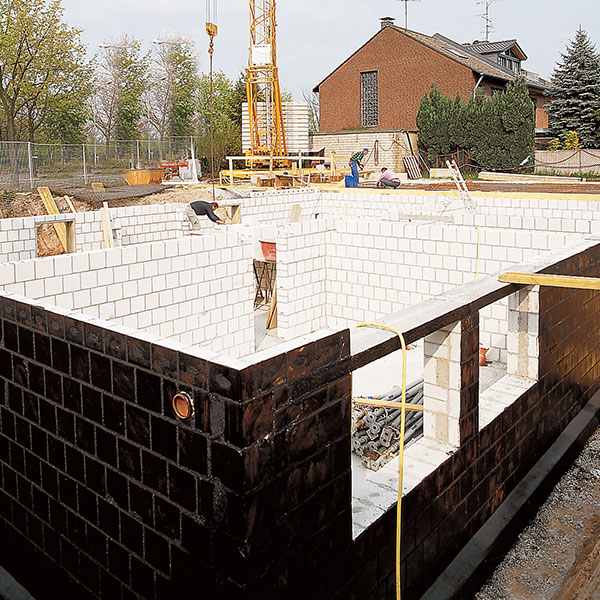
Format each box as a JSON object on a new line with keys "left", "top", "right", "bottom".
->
{"left": 380, "top": 17, "right": 395, "bottom": 30}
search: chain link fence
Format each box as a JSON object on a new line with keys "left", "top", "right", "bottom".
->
{"left": 0, "top": 136, "right": 200, "bottom": 191}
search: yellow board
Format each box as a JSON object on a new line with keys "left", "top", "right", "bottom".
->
{"left": 499, "top": 272, "right": 600, "bottom": 290}
{"left": 100, "top": 202, "right": 114, "bottom": 249}
{"left": 37, "top": 186, "right": 67, "bottom": 252}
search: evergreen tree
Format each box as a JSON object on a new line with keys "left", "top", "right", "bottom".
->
{"left": 416, "top": 84, "right": 454, "bottom": 162}
{"left": 499, "top": 78, "right": 535, "bottom": 168}
{"left": 449, "top": 93, "right": 469, "bottom": 152}
{"left": 546, "top": 28, "right": 600, "bottom": 148}
{"left": 468, "top": 79, "right": 534, "bottom": 170}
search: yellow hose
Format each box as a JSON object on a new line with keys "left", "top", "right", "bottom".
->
{"left": 356, "top": 322, "right": 407, "bottom": 600}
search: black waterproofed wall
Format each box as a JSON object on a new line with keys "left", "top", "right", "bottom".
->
{"left": 2, "top": 244, "right": 600, "bottom": 599}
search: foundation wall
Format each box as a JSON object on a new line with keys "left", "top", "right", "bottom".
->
{"left": 0, "top": 292, "right": 294, "bottom": 599}
{"left": 2, "top": 241, "right": 600, "bottom": 599}
{"left": 0, "top": 233, "right": 254, "bottom": 358}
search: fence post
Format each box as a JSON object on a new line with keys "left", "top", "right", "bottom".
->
{"left": 579, "top": 150, "right": 583, "bottom": 178}
{"left": 27, "top": 142, "right": 34, "bottom": 189}
{"left": 136, "top": 140, "right": 141, "bottom": 169}
{"left": 82, "top": 144, "right": 88, "bottom": 185}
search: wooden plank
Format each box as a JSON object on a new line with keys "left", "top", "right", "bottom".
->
{"left": 65, "top": 222, "right": 76, "bottom": 253}
{"left": 288, "top": 204, "right": 301, "bottom": 223}
{"left": 230, "top": 205, "right": 241, "bottom": 224}
{"left": 403, "top": 155, "right": 421, "bottom": 179}
{"left": 266, "top": 285, "right": 277, "bottom": 330}
{"left": 37, "top": 186, "right": 67, "bottom": 252}
{"left": 354, "top": 398, "right": 424, "bottom": 411}
{"left": 499, "top": 272, "right": 600, "bottom": 290}
{"left": 91, "top": 182, "right": 105, "bottom": 191}
{"left": 64, "top": 195, "right": 76, "bottom": 213}
{"left": 100, "top": 202, "right": 114, "bottom": 249}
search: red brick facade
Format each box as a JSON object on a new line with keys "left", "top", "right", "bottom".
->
{"left": 317, "top": 27, "right": 549, "bottom": 132}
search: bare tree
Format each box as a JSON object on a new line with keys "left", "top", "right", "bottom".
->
{"left": 302, "top": 89, "right": 319, "bottom": 133}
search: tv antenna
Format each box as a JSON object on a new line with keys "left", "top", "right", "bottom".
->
{"left": 397, "top": 0, "right": 421, "bottom": 30}
{"left": 476, "top": 0, "right": 501, "bottom": 41}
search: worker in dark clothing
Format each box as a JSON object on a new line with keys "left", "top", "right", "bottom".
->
{"left": 345, "top": 148, "right": 369, "bottom": 188}
{"left": 185, "top": 200, "right": 225, "bottom": 231}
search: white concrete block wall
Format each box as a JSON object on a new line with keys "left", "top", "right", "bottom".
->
{"left": 0, "top": 231, "right": 254, "bottom": 358}
{"left": 323, "top": 220, "right": 576, "bottom": 363}
{"left": 243, "top": 189, "right": 322, "bottom": 227}
{"left": 277, "top": 220, "right": 331, "bottom": 340}
{"left": 0, "top": 216, "right": 37, "bottom": 262}
{"left": 75, "top": 203, "right": 188, "bottom": 252}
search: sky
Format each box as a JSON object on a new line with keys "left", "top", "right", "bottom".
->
{"left": 60, "top": 0, "right": 599, "bottom": 99}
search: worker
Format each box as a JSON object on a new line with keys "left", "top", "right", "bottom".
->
{"left": 185, "top": 200, "right": 225, "bottom": 231}
{"left": 377, "top": 167, "right": 402, "bottom": 189}
{"left": 345, "top": 147, "right": 369, "bottom": 188}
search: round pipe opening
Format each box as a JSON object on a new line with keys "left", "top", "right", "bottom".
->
{"left": 172, "top": 392, "right": 194, "bottom": 420}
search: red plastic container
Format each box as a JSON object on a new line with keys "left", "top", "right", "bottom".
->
{"left": 260, "top": 241, "right": 276, "bottom": 261}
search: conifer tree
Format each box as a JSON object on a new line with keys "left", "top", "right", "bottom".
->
{"left": 546, "top": 28, "right": 600, "bottom": 148}
{"left": 469, "top": 79, "right": 534, "bottom": 170}
{"left": 416, "top": 84, "right": 453, "bottom": 161}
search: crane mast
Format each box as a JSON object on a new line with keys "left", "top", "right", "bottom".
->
{"left": 246, "top": 0, "right": 287, "bottom": 164}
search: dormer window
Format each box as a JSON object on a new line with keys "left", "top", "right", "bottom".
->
{"left": 498, "top": 50, "right": 521, "bottom": 72}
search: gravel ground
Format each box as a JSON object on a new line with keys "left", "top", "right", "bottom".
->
{"left": 475, "top": 426, "right": 600, "bottom": 600}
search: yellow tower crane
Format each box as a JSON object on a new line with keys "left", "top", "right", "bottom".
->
{"left": 246, "top": 0, "right": 287, "bottom": 166}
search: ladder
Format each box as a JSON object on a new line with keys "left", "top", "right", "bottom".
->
{"left": 446, "top": 160, "right": 475, "bottom": 213}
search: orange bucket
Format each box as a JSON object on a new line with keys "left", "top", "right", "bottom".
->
{"left": 479, "top": 347, "right": 488, "bottom": 366}
{"left": 260, "top": 241, "right": 276, "bottom": 261}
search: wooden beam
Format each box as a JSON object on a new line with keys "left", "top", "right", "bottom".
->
{"left": 37, "top": 186, "right": 67, "bottom": 252}
{"left": 353, "top": 398, "right": 424, "bottom": 411}
{"left": 100, "top": 202, "right": 114, "bottom": 249}
{"left": 499, "top": 272, "right": 600, "bottom": 290}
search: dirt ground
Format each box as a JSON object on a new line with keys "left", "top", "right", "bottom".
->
{"left": 475, "top": 426, "right": 600, "bottom": 600}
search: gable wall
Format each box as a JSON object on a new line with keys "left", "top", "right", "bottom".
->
{"left": 318, "top": 27, "right": 476, "bottom": 132}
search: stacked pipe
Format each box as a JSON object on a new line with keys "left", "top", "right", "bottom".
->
{"left": 352, "top": 378, "right": 424, "bottom": 471}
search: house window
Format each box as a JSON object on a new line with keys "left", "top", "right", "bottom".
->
{"left": 498, "top": 53, "right": 521, "bottom": 73}
{"left": 361, "top": 71, "right": 378, "bottom": 127}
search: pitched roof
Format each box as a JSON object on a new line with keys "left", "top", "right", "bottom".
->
{"left": 313, "top": 26, "right": 549, "bottom": 93}
{"left": 463, "top": 39, "right": 527, "bottom": 61}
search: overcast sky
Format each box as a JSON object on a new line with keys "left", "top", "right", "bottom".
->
{"left": 60, "top": 0, "right": 598, "bottom": 99}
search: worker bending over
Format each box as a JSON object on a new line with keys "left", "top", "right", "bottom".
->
{"left": 185, "top": 200, "right": 225, "bottom": 231}
{"left": 345, "top": 147, "right": 369, "bottom": 188}
{"left": 377, "top": 167, "right": 402, "bottom": 189}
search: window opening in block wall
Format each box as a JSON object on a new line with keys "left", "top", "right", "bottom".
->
{"left": 351, "top": 342, "right": 424, "bottom": 474}
{"left": 479, "top": 287, "right": 539, "bottom": 430}
{"left": 361, "top": 71, "right": 378, "bottom": 127}
{"left": 36, "top": 224, "right": 70, "bottom": 257}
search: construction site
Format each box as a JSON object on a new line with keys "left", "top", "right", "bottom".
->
{"left": 2, "top": 2, "right": 600, "bottom": 600}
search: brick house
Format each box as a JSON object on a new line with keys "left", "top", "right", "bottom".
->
{"left": 313, "top": 17, "right": 551, "bottom": 135}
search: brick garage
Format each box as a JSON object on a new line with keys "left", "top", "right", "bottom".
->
{"left": 314, "top": 22, "right": 550, "bottom": 133}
